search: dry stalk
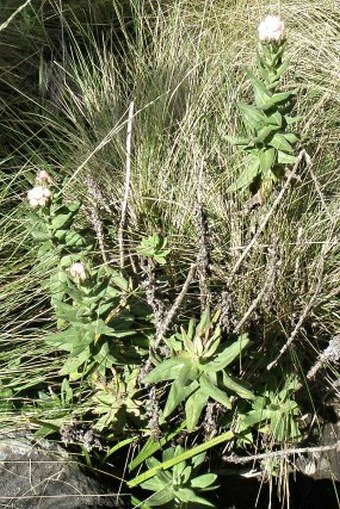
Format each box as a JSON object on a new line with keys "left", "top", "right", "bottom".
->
{"left": 267, "top": 238, "right": 331, "bottom": 371}
{"left": 307, "top": 334, "right": 340, "bottom": 380}
{"left": 85, "top": 177, "right": 109, "bottom": 264}
{"left": 140, "top": 262, "right": 197, "bottom": 380}
{"left": 234, "top": 246, "right": 278, "bottom": 333}
{"left": 222, "top": 442, "right": 340, "bottom": 465}
{"left": 140, "top": 258, "right": 167, "bottom": 340}
{"left": 194, "top": 202, "right": 211, "bottom": 310}
{"left": 155, "top": 262, "right": 197, "bottom": 348}
{"left": 119, "top": 101, "right": 134, "bottom": 269}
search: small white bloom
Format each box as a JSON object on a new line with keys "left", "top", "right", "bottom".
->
{"left": 69, "top": 262, "right": 87, "bottom": 282}
{"left": 258, "top": 15, "right": 285, "bottom": 43}
{"left": 36, "top": 170, "right": 52, "bottom": 186}
{"left": 27, "top": 186, "right": 51, "bottom": 208}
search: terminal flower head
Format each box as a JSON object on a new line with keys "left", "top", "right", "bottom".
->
{"left": 36, "top": 170, "right": 53, "bottom": 186}
{"left": 258, "top": 15, "right": 285, "bottom": 43}
{"left": 69, "top": 262, "right": 87, "bottom": 283}
{"left": 27, "top": 186, "right": 51, "bottom": 208}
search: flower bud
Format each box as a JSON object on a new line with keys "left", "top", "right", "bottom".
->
{"left": 69, "top": 262, "right": 87, "bottom": 282}
{"left": 36, "top": 170, "right": 52, "bottom": 186}
{"left": 258, "top": 15, "right": 285, "bottom": 43}
{"left": 27, "top": 186, "right": 51, "bottom": 208}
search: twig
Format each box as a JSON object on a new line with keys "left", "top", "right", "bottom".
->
{"left": 194, "top": 158, "right": 211, "bottom": 309}
{"left": 85, "top": 177, "right": 109, "bottom": 264}
{"left": 222, "top": 442, "right": 340, "bottom": 465}
{"left": 139, "top": 263, "right": 197, "bottom": 382}
{"left": 307, "top": 334, "right": 340, "bottom": 380}
{"left": 228, "top": 150, "right": 311, "bottom": 281}
{"left": 267, "top": 242, "right": 328, "bottom": 371}
{"left": 194, "top": 202, "right": 211, "bottom": 310}
{"left": 155, "top": 263, "right": 197, "bottom": 347}
{"left": 119, "top": 101, "right": 134, "bottom": 269}
{"left": 234, "top": 246, "right": 277, "bottom": 333}
{"left": 140, "top": 259, "right": 167, "bottom": 340}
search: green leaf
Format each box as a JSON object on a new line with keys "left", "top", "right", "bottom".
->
{"left": 176, "top": 488, "right": 197, "bottom": 503}
{"left": 275, "top": 59, "right": 290, "bottom": 79}
{"left": 269, "top": 133, "right": 294, "bottom": 153}
{"left": 203, "top": 333, "right": 221, "bottom": 359}
{"left": 53, "top": 301, "right": 79, "bottom": 322}
{"left": 140, "top": 477, "right": 168, "bottom": 492}
{"left": 265, "top": 111, "right": 282, "bottom": 127}
{"left": 222, "top": 372, "right": 255, "bottom": 400}
{"left": 45, "top": 328, "right": 84, "bottom": 349}
{"left": 143, "top": 358, "right": 187, "bottom": 384}
{"left": 202, "top": 334, "right": 249, "bottom": 372}
{"left": 177, "top": 361, "right": 199, "bottom": 386}
{"left": 246, "top": 69, "right": 271, "bottom": 108}
{"left": 64, "top": 230, "right": 85, "bottom": 248}
{"left": 238, "top": 103, "right": 266, "bottom": 131}
{"left": 227, "top": 158, "right": 260, "bottom": 192}
{"left": 277, "top": 151, "right": 297, "bottom": 164}
{"left": 253, "top": 125, "right": 277, "bottom": 143}
{"left": 51, "top": 211, "right": 74, "bottom": 230}
{"left": 197, "top": 307, "right": 211, "bottom": 335}
{"left": 241, "top": 408, "right": 271, "bottom": 427}
{"left": 181, "top": 465, "right": 193, "bottom": 484}
{"left": 257, "top": 60, "right": 269, "bottom": 82}
{"left": 191, "top": 452, "right": 206, "bottom": 470}
{"left": 173, "top": 460, "right": 188, "bottom": 482}
{"left": 163, "top": 379, "right": 199, "bottom": 418}
{"left": 284, "top": 115, "right": 301, "bottom": 125}
{"left": 145, "top": 488, "right": 175, "bottom": 506}
{"left": 191, "top": 473, "right": 218, "bottom": 489}
{"left": 200, "top": 375, "right": 232, "bottom": 409}
{"left": 283, "top": 132, "right": 299, "bottom": 144}
{"left": 185, "top": 388, "right": 208, "bottom": 431}
{"left": 31, "top": 230, "right": 52, "bottom": 242}
{"left": 59, "top": 347, "right": 92, "bottom": 377}
{"left": 225, "top": 135, "right": 250, "bottom": 146}
{"left": 183, "top": 494, "right": 215, "bottom": 507}
{"left": 259, "top": 148, "right": 276, "bottom": 175}
{"left": 261, "top": 90, "right": 295, "bottom": 110}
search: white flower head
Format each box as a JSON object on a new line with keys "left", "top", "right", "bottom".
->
{"left": 258, "top": 15, "right": 285, "bottom": 43}
{"left": 27, "top": 186, "right": 51, "bottom": 208}
{"left": 69, "top": 262, "right": 87, "bottom": 283}
{"left": 36, "top": 170, "right": 53, "bottom": 186}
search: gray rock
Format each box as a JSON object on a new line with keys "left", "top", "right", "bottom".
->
{"left": 0, "top": 434, "right": 123, "bottom": 508}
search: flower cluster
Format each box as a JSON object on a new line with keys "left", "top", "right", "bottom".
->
{"left": 258, "top": 15, "right": 285, "bottom": 43}
{"left": 27, "top": 170, "right": 53, "bottom": 208}
{"left": 27, "top": 186, "right": 51, "bottom": 208}
{"left": 69, "top": 262, "right": 87, "bottom": 283}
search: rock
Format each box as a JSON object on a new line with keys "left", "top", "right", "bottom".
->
{"left": 299, "top": 403, "right": 340, "bottom": 480}
{"left": 0, "top": 433, "right": 123, "bottom": 508}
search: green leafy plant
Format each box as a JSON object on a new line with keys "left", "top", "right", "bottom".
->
{"left": 239, "top": 374, "right": 302, "bottom": 442}
{"left": 91, "top": 367, "right": 145, "bottom": 433}
{"left": 227, "top": 17, "right": 299, "bottom": 202}
{"left": 137, "top": 234, "right": 171, "bottom": 266}
{"left": 27, "top": 173, "right": 150, "bottom": 380}
{"left": 144, "top": 308, "right": 254, "bottom": 431}
{"left": 45, "top": 262, "right": 145, "bottom": 380}
{"left": 33, "top": 378, "right": 76, "bottom": 437}
{"left": 134, "top": 446, "right": 218, "bottom": 508}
